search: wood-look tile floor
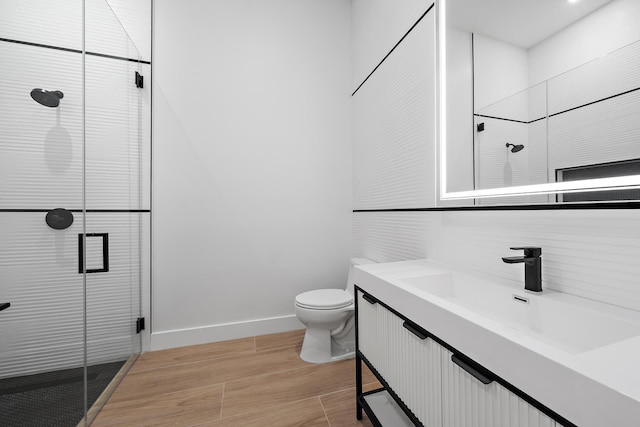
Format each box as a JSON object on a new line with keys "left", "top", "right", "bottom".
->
{"left": 92, "top": 330, "right": 380, "bottom": 427}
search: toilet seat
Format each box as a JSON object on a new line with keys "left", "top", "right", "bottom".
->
{"left": 295, "top": 289, "right": 353, "bottom": 310}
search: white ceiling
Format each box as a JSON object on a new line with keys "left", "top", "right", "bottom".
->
{"left": 448, "top": 0, "right": 613, "bottom": 49}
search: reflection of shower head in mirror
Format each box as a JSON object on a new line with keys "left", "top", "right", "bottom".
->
{"left": 30, "top": 89, "right": 64, "bottom": 107}
{"left": 506, "top": 143, "right": 524, "bottom": 153}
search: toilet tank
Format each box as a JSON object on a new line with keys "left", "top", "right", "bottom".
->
{"left": 346, "top": 258, "right": 376, "bottom": 296}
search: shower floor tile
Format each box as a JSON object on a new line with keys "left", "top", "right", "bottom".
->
{"left": 0, "top": 361, "right": 125, "bottom": 427}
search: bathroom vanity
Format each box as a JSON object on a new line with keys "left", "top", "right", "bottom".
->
{"left": 353, "top": 260, "right": 640, "bottom": 427}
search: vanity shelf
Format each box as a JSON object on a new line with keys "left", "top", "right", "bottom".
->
{"left": 355, "top": 286, "right": 572, "bottom": 427}
{"left": 358, "top": 389, "right": 414, "bottom": 427}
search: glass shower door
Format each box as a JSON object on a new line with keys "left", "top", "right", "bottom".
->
{"left": 83, "top": 1, "right": 148, "bottom": 423}
{"left": 0, "top": 1, "right": 147, "bottom": 425}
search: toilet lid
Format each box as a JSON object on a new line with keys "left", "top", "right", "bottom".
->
{"left": 295, "top": 289, "right": 353, "bottom": 310}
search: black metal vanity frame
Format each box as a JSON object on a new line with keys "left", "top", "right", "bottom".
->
{"left": 354, "top": 285, "right": 577, "bottom": 427}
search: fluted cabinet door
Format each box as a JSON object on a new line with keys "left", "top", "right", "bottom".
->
{"left": 357, "top": 291, "right": 381, "bottom": 367}
{"left": 378, "top": 307, "right": 442, "bottom": 426}
{"left": 441, "top": 347, "right": 556, "bottom": 427}
{"left": 357, "top": 291, "right": 442, "bottom": 426}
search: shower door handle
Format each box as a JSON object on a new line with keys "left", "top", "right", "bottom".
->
{"left": 78, "top": 233, "right": 109, "bottom": 273}
{"left": 0, "top": 302, "right": 10, "bottom": 312}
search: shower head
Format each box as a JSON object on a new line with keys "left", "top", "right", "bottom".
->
{"left": 30, "top": 88, "right": 64, "bottom": 108}
{"left": 506, "top": 143, "right": 524, "bottom": 153}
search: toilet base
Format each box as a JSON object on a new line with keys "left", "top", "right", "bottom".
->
{"left": 299, "top": 327, "right": 355, "bottom": 364}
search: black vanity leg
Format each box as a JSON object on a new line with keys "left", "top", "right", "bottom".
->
{"left": 356, "top": 353, "right": 363, "bottom": 420}
{"left": 355, "top": 288, "right": 363, "bottom": 420}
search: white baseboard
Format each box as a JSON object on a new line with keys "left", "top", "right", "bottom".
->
{"left": 149, "top": 315, "right": 304, "bottom": 351}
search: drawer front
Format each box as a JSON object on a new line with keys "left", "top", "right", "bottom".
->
{"left": 357, "top": 290, "right": 442, "bottom": 426}
{"left": 441, "top": 347, "right": 557, "bottom": 427}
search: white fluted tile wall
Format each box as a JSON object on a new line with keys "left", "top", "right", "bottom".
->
{"left": 0, "top": 0, "right": 150, "bottom": 61}
{"left": 548, "top": 91, "right": 640, "bottom": 176}
{"left": 354, "top": 210, "right": 640, "bottom": 312}
{"left": 103, "top": 0, "right": 152, "bottom": 61}
{"left": 353, "top": 212, "right": 431, "bottom": 262}
{"left": 430, "top": 210, "right": 640, "bottom": 312}
{"left": 85, "top": 55, "right": 150, "bottom": 210}
{"left": 0, "top": 212, "right": 144, "bottom": 378}
{"left": 0, "top": 42, "right": 83, "bottom": 209}
{"left": 85, "top": 0, "right": 149, "bottom": 61}
{"left": 547, "top": 39, "right": 640, "bottom": 115}
{"left": 0, "top": 0, "right": 82, "bottom": 49}
{"left": 86, "top": 213, "right": 144, "bottom": 364}
{"left": 0, "top": 213, "right": 84, "bottom": 377}
{"left": 352, "top": 11, "right": 435, "bottom": 210}
{"left": 351, "top": 0, "right": 433, "bottom": 91}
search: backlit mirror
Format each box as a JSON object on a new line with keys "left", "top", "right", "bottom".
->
{"left": 437, "top": 0, "right": 640, "bottom": 205}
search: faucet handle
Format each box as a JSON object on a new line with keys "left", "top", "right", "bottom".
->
{"left": 509, "top": 247, "right": 541, "bottom": 257}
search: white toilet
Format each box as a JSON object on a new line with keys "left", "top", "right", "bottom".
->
{"left": 294, "top": 258, "right": 375, "bottom": 363}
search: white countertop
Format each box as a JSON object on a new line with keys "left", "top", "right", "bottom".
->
{"left": 354, "top": 259, "right": 640, "bottom": 427}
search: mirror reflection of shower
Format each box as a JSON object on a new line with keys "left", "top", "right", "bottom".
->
{"left": 506, "top": 142, "right": 524, "bottom": 153}
{"left": 30, "top": 88, "right": 64, "bottom": 107}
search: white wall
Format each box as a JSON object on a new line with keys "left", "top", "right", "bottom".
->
{"left": 473, "top": 34, "right": 528, "bottom": 112}
{"left": 351, "top": 0, "right": 640, "bottom": 318}
{"left": 470, "top": 0, "right": 640, "bottom": 107}
{"left": 528, "top": 0, "right": 640, "bottom": 87}
{"left": 152, "top": 0, "right": 352, "bottom": 350}
{"left": 444, "top": 27, "right": 474, "bottom": 195}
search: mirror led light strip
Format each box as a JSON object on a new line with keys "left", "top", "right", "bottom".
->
{"left": 441, "top": 174, "right": 640, "bottom": 200}
{"left": 437, "top": 0, "right": 448, "bottom": 201}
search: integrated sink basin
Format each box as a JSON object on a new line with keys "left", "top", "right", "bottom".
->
{"left": 400, "top": 271, "right": 640, "bottom": 354}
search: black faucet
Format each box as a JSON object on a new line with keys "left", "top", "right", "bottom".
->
{"left": 502, "top": 247, "right": 542, "bottom": 292}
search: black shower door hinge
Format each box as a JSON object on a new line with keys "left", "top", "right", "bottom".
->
{"left": 135, "top": 71, "right": 144, "bottom": 88}
{"left": 136, "top": 317, "right": 145, "bottom": 334}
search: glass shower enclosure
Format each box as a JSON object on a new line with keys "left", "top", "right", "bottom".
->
{"left": 0, "top": 1, "right": 150, "bottom": 425}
